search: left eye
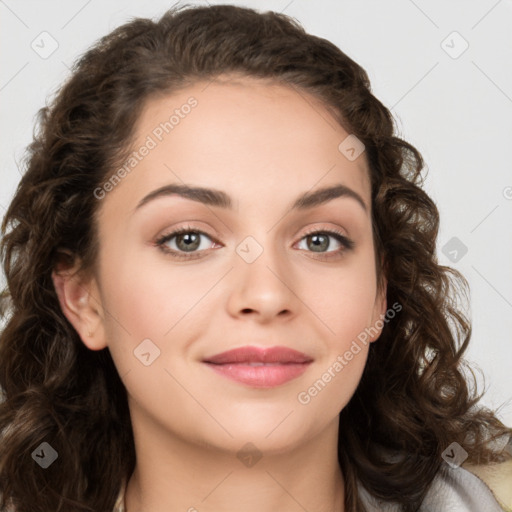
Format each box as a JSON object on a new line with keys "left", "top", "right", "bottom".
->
{"left": 296, "top": 231, "right": 352, "bottom": 253}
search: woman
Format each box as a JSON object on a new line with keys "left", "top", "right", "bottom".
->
{"left": 1, "top": 4, "right": 511, "bottom": 512}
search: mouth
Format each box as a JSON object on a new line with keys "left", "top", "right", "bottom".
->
{"left": 202, "top": 346, "right": 313, "bottom": 388}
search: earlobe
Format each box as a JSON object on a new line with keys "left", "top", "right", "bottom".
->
{"left": 370, "top": 277, "right": 388, "bottom": 343}
{"left": 51, "top": 254, "right": 107, "bottom": 351}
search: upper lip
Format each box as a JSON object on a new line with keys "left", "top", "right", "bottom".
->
{"left": 203, "top": 346, "right": 313, "bottom": 364}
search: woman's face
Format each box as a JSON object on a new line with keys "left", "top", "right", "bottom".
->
{"left": 66, "top": 77, "right": 386, "bottom": 455}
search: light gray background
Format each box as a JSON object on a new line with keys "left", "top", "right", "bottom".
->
{"left": 1, "top": 0, "right": 511, "bottom": 426}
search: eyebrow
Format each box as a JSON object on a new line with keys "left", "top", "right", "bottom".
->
{"left": 134, "top": 183, "right": 367, "bottom": 213}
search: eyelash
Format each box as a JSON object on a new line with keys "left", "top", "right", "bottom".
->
{"left": 154, "top": 225, "right": 354, "bottom": 261}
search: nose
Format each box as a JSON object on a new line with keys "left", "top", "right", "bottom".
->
{"left": 225, "top": 240, "right": 299, "bottom": 324}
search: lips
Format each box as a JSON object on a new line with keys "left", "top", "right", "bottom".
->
{"left": 202, "top": 346, "right": 313, "bottom": 388}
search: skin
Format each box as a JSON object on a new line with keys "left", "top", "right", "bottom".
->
{"left": 53, "top": 76, "right": 387, "bottom": 512}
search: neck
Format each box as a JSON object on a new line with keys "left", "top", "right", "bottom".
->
{"left": 124, "top": 411, "right": 345, "bottom": 512}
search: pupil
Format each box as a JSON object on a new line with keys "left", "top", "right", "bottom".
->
{"left": 309, "top": 234, "right": 328, "bottom": 252}
{"left": 178, "top": 232, "right": 200, "bottom": 251}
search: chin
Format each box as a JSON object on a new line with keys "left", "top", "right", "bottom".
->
{"left": 201, "top": 409, "right": 325, "bottom": 453}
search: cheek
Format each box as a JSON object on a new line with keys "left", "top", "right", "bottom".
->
{"left": 97, "top": 246, "right": 222, "bottom": 362}
{"left": 297, "top": 333, "right": 369, "bottom": 420}
{"left": 300, "top": 256, "right": 378, "bottom": 412}
{"left": 301, "top": 260, "right": 379, "bottom": 344}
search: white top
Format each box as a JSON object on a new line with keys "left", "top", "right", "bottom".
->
{"left": 358, "top": 463, "right": 509, "bottom": 511}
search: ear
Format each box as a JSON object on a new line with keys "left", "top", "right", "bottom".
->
{"left": 51, "top": 250, "right": 107, "bottom": 350}
{"left": 369, "top": 274, "right": 388, "bottom": 343}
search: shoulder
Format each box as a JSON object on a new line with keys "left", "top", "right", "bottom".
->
{"left": 421, "top": 458, "right": 512, "bottom": 512}
{"left": 358, "top": 439, "right": 512, "bottom": 512}
{"left": 461, "top": 457, "right": 512, "bottom": 511}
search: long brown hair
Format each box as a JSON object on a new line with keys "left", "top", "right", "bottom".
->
{"left": 1, "top": 4, "right": 510, "bottom": 511}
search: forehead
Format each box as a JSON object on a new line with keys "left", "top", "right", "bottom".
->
{"left": 101, "top": 76, "right": 371, "bottom": 215}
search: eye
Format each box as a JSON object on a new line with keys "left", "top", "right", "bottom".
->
{"left": 295, "top": 229, "right": 354, "bottom": 257}
{"left": 154, "top": 226, "right": 354, "bottom": 260}
{"left": 155, "top": 226, "right": 220, "bottom": 259}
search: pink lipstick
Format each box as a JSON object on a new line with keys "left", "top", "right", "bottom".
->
{"left": 202, "top": 346, "right": 313, "bottom": 388}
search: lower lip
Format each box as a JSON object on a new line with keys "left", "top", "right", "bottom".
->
{"left": 204, "top": 362, "right": 311, "bottom": 388}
